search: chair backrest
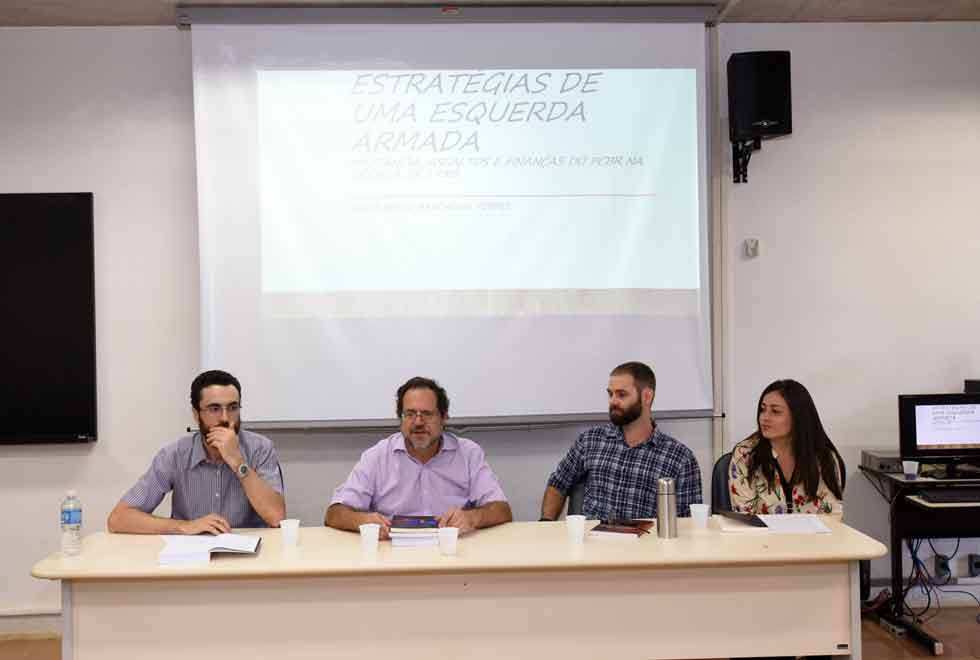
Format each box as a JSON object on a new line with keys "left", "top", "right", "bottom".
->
{"left": 567, "top": 479, "right": 586, "bottom": 516}
{"left": 710, "top": 452, "right": 733, "bottom": 514}
{"left": 835, "top": 448, "right": 847, "bottom": 491}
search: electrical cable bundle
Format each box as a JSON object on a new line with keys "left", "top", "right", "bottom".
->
{"left": 903, "top": 538, "right": 980, "bottom": 625}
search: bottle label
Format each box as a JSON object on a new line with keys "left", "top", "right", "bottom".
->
{"left": 61, "top": 509, "right": 82, "bottom": 525}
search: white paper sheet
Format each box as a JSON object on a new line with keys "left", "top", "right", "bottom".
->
{"left": 756, "top": 514, "right": 831, "bottom": 534}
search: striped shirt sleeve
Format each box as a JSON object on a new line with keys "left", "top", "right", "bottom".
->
{"left": 248, "top": 435, "right": 284, "bottom": 495}
{"left": 121, "top": 446, "right": 176, "bottom": 513}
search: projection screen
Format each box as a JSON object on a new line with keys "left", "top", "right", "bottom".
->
{"left": 190, "top": 12, "right": 712, "bottom": 422}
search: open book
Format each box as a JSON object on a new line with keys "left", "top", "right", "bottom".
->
{"left": 159, "top": 533, "right": 262, "bottom": 565}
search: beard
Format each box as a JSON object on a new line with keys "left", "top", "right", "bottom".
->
{"left": 609, "top": 399, "right": 644, "bottom": 427}
{"left": 406, "top": 430, "right": 440, "bottom": 452}
{"left": 199, "top": 419, "right": 241, "bottom": 436}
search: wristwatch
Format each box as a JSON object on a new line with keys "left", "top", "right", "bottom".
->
{"left": 236, "top": 462, "right": 250, "bottom": 479}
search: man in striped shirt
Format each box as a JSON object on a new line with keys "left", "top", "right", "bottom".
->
{"left": 107, "top": 370, "right": 285, "bottom": 534}
{"left": 539, "top": 361, "right": 703, "bottom": 521}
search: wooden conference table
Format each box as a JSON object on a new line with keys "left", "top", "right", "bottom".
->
{"left": 33, "top": 518, "right": 885, "bottom": 660}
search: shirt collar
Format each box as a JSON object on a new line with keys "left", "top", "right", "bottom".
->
{"left": 610, "top": 423, "right": 660, "bottom": 447}
{"left": 189, "top": 432, "right": 211, "bottom": 467}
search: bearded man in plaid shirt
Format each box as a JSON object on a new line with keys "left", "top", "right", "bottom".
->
{"left": 540, "top": 361, "right": 703, "bottom": 521}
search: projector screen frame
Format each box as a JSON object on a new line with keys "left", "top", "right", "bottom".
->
{"left": 188, "top": 9, "right": 722, "bottom": 428}
{"left": 178, "top": 5, "right": 720, "bottom": 27}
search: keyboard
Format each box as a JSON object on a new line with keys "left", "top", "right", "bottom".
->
{"left": 918, "top": 488, "right": 980, "bottom": 504}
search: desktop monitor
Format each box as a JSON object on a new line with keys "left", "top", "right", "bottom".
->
{"left": 898, "top": 393, "right": 980, "bottom": 465}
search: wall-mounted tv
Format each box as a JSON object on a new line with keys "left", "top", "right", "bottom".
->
{"left": 1, "top": 193, "right": 97, "bottom": 444}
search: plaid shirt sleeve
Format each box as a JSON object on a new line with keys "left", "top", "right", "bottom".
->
{"left": 546, "top": 433, "right": 587, "bottom": 494}
{"left": 674, "top": 446, "right": 704, "bottom": 517}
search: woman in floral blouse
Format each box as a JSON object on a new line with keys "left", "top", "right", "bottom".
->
{"left": 730, "top": 379, "right": 845, "bottom": 515}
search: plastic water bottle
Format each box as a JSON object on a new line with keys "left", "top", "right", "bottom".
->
{"left": 60, "top": 490, "right": 82, "bottom": 557}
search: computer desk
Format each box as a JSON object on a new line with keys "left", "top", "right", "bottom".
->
{"left": 860, "top": 467, "right": 980, "bottom": 655}
{"left": 33, "top": 519, "right": 884, "bottom": 660}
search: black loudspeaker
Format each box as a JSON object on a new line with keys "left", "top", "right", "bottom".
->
{"left": 728, "top": 51, "right": 792, "bottom": 141}
{"left": 966, "top": 380, "right": 980, "bottom": 393}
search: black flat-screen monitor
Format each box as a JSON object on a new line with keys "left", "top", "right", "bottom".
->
{"left": 0, "top": 193, "right": 97, "bottom": 444}
{"left": 899, "top": 393, "right": 980, "bottom": 464}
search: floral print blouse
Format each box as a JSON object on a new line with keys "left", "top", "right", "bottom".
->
{"left": 729, "top": 434, "right": 842, "bottom": 515}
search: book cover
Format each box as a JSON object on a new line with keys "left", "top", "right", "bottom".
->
{"left": 588, "top": 519, "right": 654, "bottom": 540}
{"left": 390, "top": 515, "right": 439, "bottom": 534}
{"left": 717, "top": 510, "right": 767, "bottom": 527}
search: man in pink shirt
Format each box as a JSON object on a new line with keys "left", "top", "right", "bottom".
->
{"left": 325, "top": 377, "right": 512, "bottom": 539}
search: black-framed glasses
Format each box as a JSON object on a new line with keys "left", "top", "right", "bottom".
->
{"left": 401, "top": 410, "right": 436, "bottom": 421}
{"left": 201, "top": 403, "right": 241, "bottom": 416}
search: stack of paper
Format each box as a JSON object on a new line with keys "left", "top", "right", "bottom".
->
{"left": 158, "top": 533, "right": 262, "bottom": 565}
{"left": 389, "top": 515, "right": 439, "bottom": 548}
{"left": 757, "top": 514, "right": 831, "bottom": 534}
{"left": 390, "top": 534, "right": 438, "bottom": 548}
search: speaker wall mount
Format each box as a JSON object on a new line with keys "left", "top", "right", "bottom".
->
{"left": 727, "top": 50, "right": 792, "bottom": 184}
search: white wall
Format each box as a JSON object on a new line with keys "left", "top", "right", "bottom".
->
{"left": 3, "top": 19, "right": 979, "bottom": 623}
{"left": 0, "top": 28, "right": 713, "bottom": 619}
{"left": 0, "top": 28, "right": 199, "bottom": 615}
{"left": 720, "top": 22, "right": 980, "bottom": 595}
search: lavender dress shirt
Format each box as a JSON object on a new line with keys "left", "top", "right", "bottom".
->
{"left": 330, "top": 432, "right": 507, "bottom": 518}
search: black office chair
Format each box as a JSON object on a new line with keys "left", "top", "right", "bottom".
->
{"left": 710, "top": 451, "right": 733, "bottom": 514}
{"left": 566, "top": 479, "right": 586, "bottom": 516}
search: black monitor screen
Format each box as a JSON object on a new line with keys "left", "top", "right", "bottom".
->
{"left": 898, "top": 393, "right": 980, "bottom": 461}
{"left": 0, "top": 193, "right": 97, "bottom": 443}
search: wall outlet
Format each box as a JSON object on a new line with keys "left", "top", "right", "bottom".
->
{"left": 934, "top": 554, "right": 950, "bottom": 579}
{"left": 969, "top": 553, "right": 980, "bottom": 578}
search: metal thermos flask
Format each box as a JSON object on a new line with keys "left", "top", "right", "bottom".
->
{"left": 657, "top": 478, "right": 677, "bottom": 539}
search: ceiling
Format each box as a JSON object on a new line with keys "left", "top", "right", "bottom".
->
{"left": 0, "top": 0, "right": 978, "bottom": 26}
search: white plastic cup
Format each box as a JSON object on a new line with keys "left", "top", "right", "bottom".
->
{"left": 438, "top": 527, "right": 459, "bottom": 556}
{"left": 902, "top": 460, "right": 920, "bottom": 480}
{"left": 689, "top": 503, "right": 709, "bottom": 529}
{"left": 359, "top": 523, "right": 380, "bottom": 553}
{"left": 280, "top": 518, "right": 300, "bottom": 547}
{"left": 566, "top": 514, "right": 586, "bottom": 543}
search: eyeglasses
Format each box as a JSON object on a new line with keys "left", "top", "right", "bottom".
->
{"left": 201, "top": 403, "right": 241, "bottom": 416}
{"left": 401, "top": 410, "right": 437, "bottom": 421}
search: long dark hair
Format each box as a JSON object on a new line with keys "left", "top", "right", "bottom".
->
{"left": 747, "top": 379, "right": 845, "bottom": 500}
